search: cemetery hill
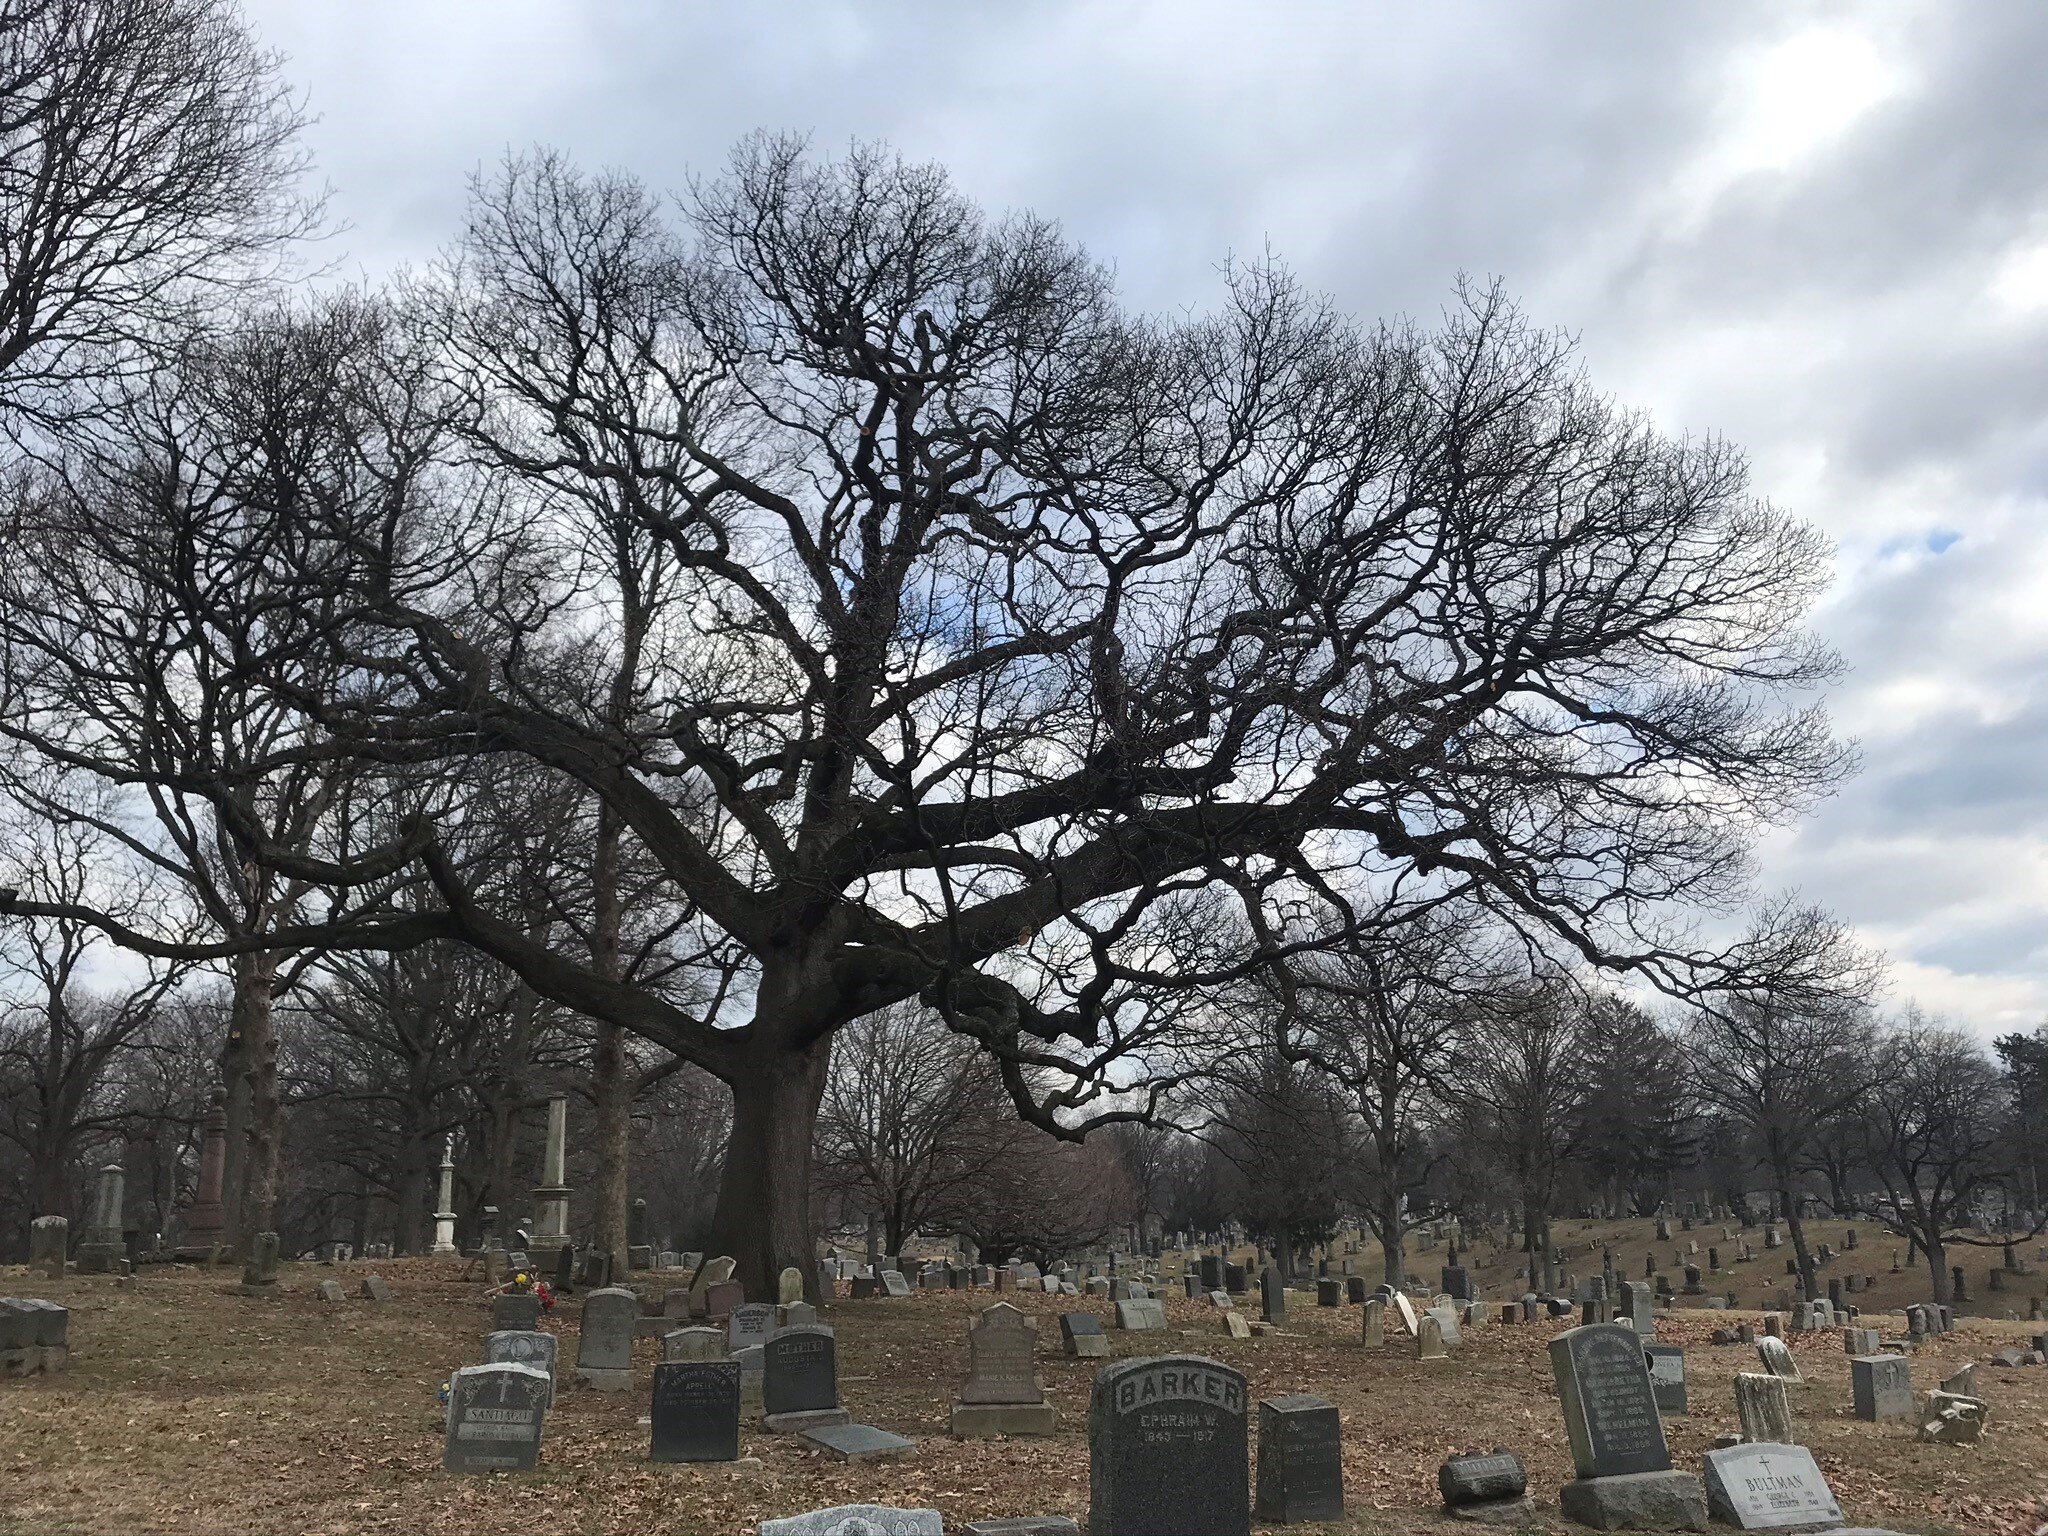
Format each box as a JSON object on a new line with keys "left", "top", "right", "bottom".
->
{"left": 2, "top": 1, "right": 2047, "bottom": 1533}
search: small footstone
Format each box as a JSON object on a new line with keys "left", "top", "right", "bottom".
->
{"left": 1557, "top": 1470, "right": 1709, "bottom": 1532}
{"left": 962, "top": 1521, "right": 1080, "bottom": 1536}
{"left": 315, "top": 1280, "right": 346, "bottom": 1302}
{"left": 757, "top": 1505, "right": 942, "bottom": 1536}
{"left": 798, "top": 1422, "right": 916, "bottom": 1461}
{"left": 1451, "top": 1496, "right": 1540, "bottom": 1526}
{"left": 360, "top": 1275, "right": 393, "bottom": 1302}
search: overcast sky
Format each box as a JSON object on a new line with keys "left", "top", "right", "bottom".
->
{"left": 239, "top": 0, "right": 2048, "bottom": 1038}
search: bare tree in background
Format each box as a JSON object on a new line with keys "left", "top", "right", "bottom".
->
{"left": 1685, "top": 900, "right": 1884, "bottom": 1300}
{"left": 0, "top": 0, "right": 315, "bottom": 432}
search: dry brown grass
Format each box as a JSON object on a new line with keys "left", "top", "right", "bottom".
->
{"left": 1, "top": 1240, "right": 2043, "bottom": 1536}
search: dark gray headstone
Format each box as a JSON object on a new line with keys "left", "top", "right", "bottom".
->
{"left": 650, "top": 1358, "right": 740, "bottom": 1462}
{"left": 1439, "top": 1450, "right": 1527, "bottom": 1506}
{"left": 1549, "top": 1323, "right": 1672, "bottom": 1479}
{"left": 1851, "top": 1354, "right": 1911, "bottom": 1422}
{"left": 763, "top": 1324, "right": 839, "bottom": 1417}
{"left": 1090, "top": 1355, "right": 1249, "bottom": 1536}
{"left": 799, "top": 1421, "right": 917, "bottom": 1461}
{"left": 484, "top": 1329, "right": 558, "bottom": 1406}
{"left": 443, "top": 1361, "right": 549, "bottom": 1472}
{"left": 492, "top": 1291, "right": 543, "bottom": 1331}
{"left": 1061, "top": 1311, "right": 1109, "bottom": 1358}
{"left": 1253, "top": 1393, "right": 1342, "bottom": 1523}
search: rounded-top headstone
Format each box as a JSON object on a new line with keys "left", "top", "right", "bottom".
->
{"left": 1089, "top": 1354, "right": 1249, "bottom": 1536}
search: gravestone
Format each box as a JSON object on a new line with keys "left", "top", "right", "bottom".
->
{"left": 704, "top": 1279, "right": 744, "bottom": 1320}
{"left": 1253, "top": 1393, "right": 1342, "bottom": 1524}
{"left": 763, "top": 1323, "right": 849, "bottom": 1432}
{"left": 1735, "top": 1373, "right": 1793, "bottom": 1444}
{"left": 492, "top": 1291, "right": 543, "bottom": 1331}
{"left": 651, "top": 1358, "right": 741, "bottom": 1462}
{"left": 1114, "top": 1297, "right": 1166, "bottom": 1331}
{"left": 1851, "top": 1355, "right": 1911, "bottom": 1422}
{"left": 443, "top": 1361, "right": 549, "bottom": 1473}
{"left": 1700, "top": 1442, "right": 1842, "bottom": 1530}
{"left": 1549, "top": 1323, "right": 1706, "bottom": 1531}
{"left": 687, "top": 1253, "right": 735, "bottom": 1315}
{"left": 952, "top": 1303, "right": 1055, "bottom": 1436}
{"left": 757, "top": 1507, "right": 943, "bottom": 1536}
{"left": 1061, "top": 1311, "right": 1109, "bottom": 1358}
{"left": 576, "top": 1286, "right": 637, "bottom": 1390}
{"left": 1391, "top": 1291, "right": 1419, "bottom": 1337}
{"left": 1360, "top": 1298, "right": 1384, "bottom": 1348}
{"left": 316, "top": 1279, "right": 346, "bottom": 1303}
{"left": 1416, "top": 1313, "right": 1448, "bottom": 1360}
{"left": 800, "top": 1422, "right": 917, "bottom": 1461}
{"left": 1089, "top": 1355, "right": 1250, "bottom": 1536}
{"left": 1756, "top": 1336, "right": 1801, "bottom": 1383}
{"left": 1260, "top": 1266, "right": 1286, "bottom": 1324}
{"left": 779, "top": 1266, "right": 805, "bottom": 1306}
{"left": 360, "top": 1275, "right": 393, "bottom": 1302}
{"left": 728, "top": 1301, "right": 776, "bottom": 1353}
{"left": 28, "top": 1216, "right": 67, "bottom": 1280}
{"left": 1345, "top": 1275, "right": 1367, "bottom": 1304}
{"left": 485, "top": 1329, "right": 558, "bottom": 1406}
{"left": 1439, "top": 1450, "right": 1531, "bottom": 1521}
{"left": 239, "top": 1230, "right": 281, "bottom": 1296}
{"left": 665, "top": 1325, "right": 725, "bottom": 1361}
{"left": 1645, "top": 1344, "right": 1687, "bottom": 1415}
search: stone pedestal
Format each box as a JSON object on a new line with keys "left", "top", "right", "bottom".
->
{"left": 76, "top": 1164, "right": 127, "bottom": 1273}
{"left": 430, "top": 1137, "right": 459, "bottom": 1256}
{"left": 529, "top": 1096, "right": 570, "bottom": 1254}
{"left": 174, "top": 1091, "right": 229, "bottom": 1260}
{"left": 1558, "top": 1470, "right": 1708, "bottom": 1531}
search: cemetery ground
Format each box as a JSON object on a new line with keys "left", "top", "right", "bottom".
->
{"left": 4, "top": 1217, "right": 2046, "bottom": 1536}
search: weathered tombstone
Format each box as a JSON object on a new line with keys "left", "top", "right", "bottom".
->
{"left": 1700, "top": 1442, "right": 1842, "bottom": 1530}
{"left": 1734, "top": 1373, "right": 1793, "bottom": 1444}
{"left": 651, "top": 1358, "right": 741, "bottom": 1462}
{"left": 1415, "top": 1313, "right": 1449, "bottom": 1361}
{"left": 880, "top": 1269, "right": 912, "bottom": 1297}
{"left": 1645, "top": 1343, "right": 1687, "bottom": 1415}
{"left": 1755, "top": 1336, "right": 1801, "bottom": 1383}
{"left": 756, "top": 1507, "right": 943, "bottom": 1536}
{"left": 665, "top": 1324, "right": 725, "bottom": 1362}
{"left": 443, "top": 1361, "right": 549, "bottom": 1473}
{"left": 1439, "top": 1450, "right": 1531, "bottom": 1521}
{"left": 76, "top": 1165, "right": 126, "bottom": 1274}
{"left": 952, "top": 1302, "right": 1055, "bottom": 1436}
{"left": 687, "top": 1253, "right": 735, "bottom": 1315}
{"left": 1253, "top": 1394, "right": 1342, "bottom": 1524}
{"left": 1315, "top": 1278, "right": 1341, "bottom": 1308}
{"left": 1345, "top": 1275, "right": 1367, "bottom": 1304}
{"left": 576, "top": 1286, "right": 637, "bottom": 1390}
{"left": 315, "top": 1279, "right": 347, "bottom": 1303}
{"left": 1089, "top": 1355, "right": 1250, "bottom": 1536}
{"left": 1360, "top": 1297, "right": 1384, "bottom": 1349}
{"left": 1114, "top": 1297, "right": 1166, "bottom": 1331}
{"left": 493, "top": 1291, "right": 543, "bottom": 1331}
{"left": 1548, "top": 1323, "right": 1706, "bottom": 1531}
{"left": 28, "top": 1215, "right": 68, "bottom": 1280}
{"left": 239, "top": 1230, "right": 281, "bottom": 1296}
{"left": 704, "top": 1278, "right": 744, "bottom": 1320}
{"left": 780, "top": 1300, "right": 818, "bottom": 1329}
{"left": 1260, "top": 1266, "right": 1286, "bottom": 1324}
{"left": 360, "top": 1274, "right": 393, "bottom": 1302}
{"left": 1061, "top": 1311, "right": 1109, "bottom": 1359}
{"left": 728, "top": 1301, "right": 776, "bottom": 1353}
{"left": 1918, "top": 1391, "right": 1987, "bottom": 1445}
{"left": 1851, "top": 1354, "right": 1911, "bottom": 1422}
{"left": 762, "top": 1323, "right": 849, "bottom": 1432}
{"left": 779, "top": 1266, "right": 805, "bottom": 1306}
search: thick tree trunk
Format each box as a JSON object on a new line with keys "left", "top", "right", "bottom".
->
{"left": 1377, "top": 1186, "right": 1406, "bottom": 1290}
{"left": 1924, "top": 1238, "right": 1951, "bottom": 1304}
{"left": 234, "top": 953, "right": 282, "bottom": 1245}
{"left": 591, "top": 1021, "right": 631, "bottom": 1265}
{"left": 707, "top": 1039, "right": 832, "bottom": 1303}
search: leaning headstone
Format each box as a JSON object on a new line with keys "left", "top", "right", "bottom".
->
{"left": 1089, "top": 1355, "right": 1250, "bottom": 1536}
{"left": 756, "top": 1507, "right": 942, "bottom": 1536}
{"left": 1735, "top": 1373, "right": 1793, "bottom": 1444}
{"left": 443, "top": 1361, "right": 549, "bottom": 1473}
{"left": 316, "top": 1279, "right": 346, "bottom": 1303}
{"left": 1391, "top": 1291, "right": 1420, "bottom": 1337}
{"left": 1700, "top": 1442, "right": 1843, "bottom": 1531}
{"left": 651, "top": 1358, "right": 741, "bottom": 1462}
{"left": 576, "top": 1286, "right": 637, "bottom": 1390}
{"left": 1253, "top": 1393, "right": 1342, "bottom": 1524}
{"left": 687, "top": 1253, "right": 736, "bottom": 1315}
{"left": 952, "top": 1303, "right": 1054, "bottom": 1436}
{"left": 762, "top": 1323, "right": 849, "bottom": 1432}
{"left": 1756, "top": 1336, "right": 1801, "bottom": 1383}
{"left": 1851, "top": 1355, "right": 1911, "bottom": 1422}
{"left": 1061, "top": 1312, "right": 1109, "bottom": 1359}
{"left": 485, "top": 1329, "right": 559, "bottom": 1406}
{"left": 1548, "top": 1323, "right": 1707, "bottom": 1532}
{"left": 1645, "top": 1344, "right": 1687, "bottom": 1416}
